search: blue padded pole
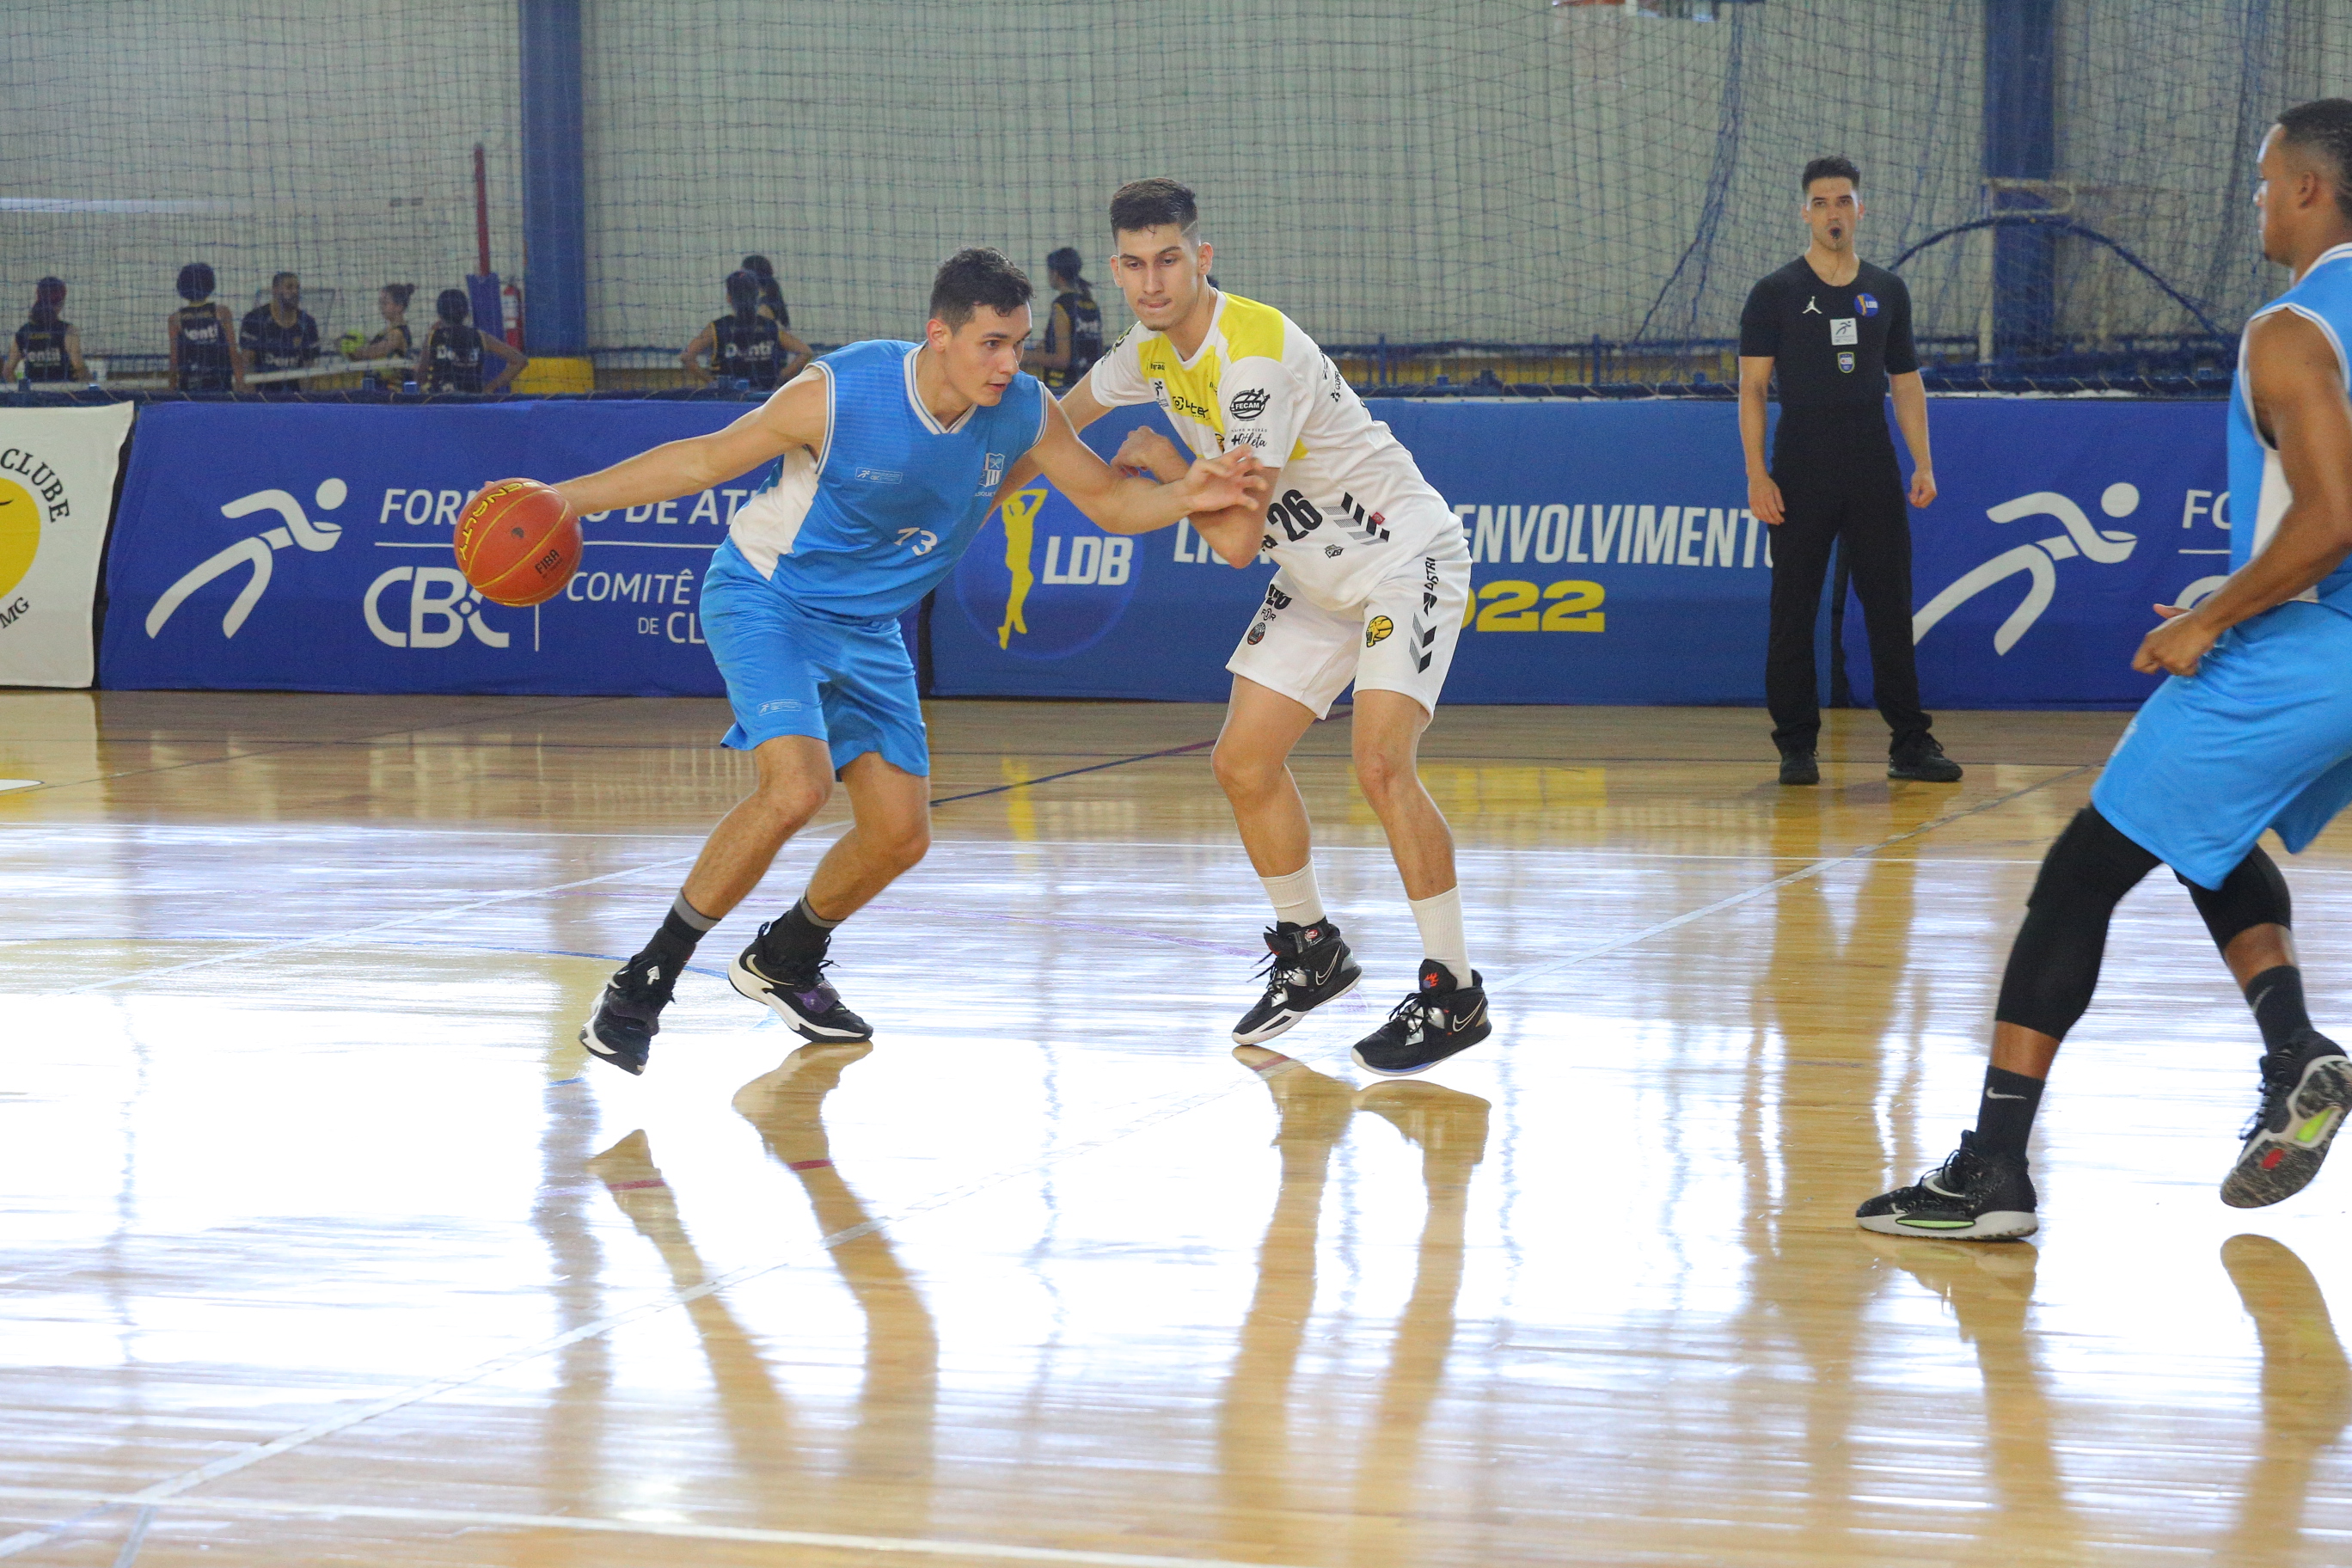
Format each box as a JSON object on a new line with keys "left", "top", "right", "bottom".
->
{"left": 1982, "top": 0, "right": 2057, "bottom": 358}
{"left": 518, "top": 0, "right": 587, "bottom": 356}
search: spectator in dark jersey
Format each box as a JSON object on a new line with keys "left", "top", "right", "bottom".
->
{"left": 240, "top": 272, "right": 320, "bottom": 379}
{"left": 740, "top": 253, "right": 790, "bottom": 328}
{"left": 682, "top": 269, "right": 812, "bottom": 389}
{"left": 415, "top": 288, "right": 524, "bottom": 394}
{"left": 345, "top": 284, "right": 415, "bottom": 377}
{"left": 168, "top": 263, "right": 243, "bottom": 391}
{"left": 6, "top": 278, "right": 83, "bottom": 385}
{"left": 1023, "top": 247, "right": 1104, "bottom": 394}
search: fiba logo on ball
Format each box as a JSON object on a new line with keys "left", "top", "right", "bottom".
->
{"left": 953, "top": 482, "right": 1138, "bottom": 660}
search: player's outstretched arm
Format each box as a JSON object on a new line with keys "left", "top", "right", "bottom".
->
{"left": 1106, "top": 426, "right": 1267, "bottom": 568}
{"left": 1025, "top": 395, "right": 1265, "bottom": 541}
{"left": 2135, "top": 308, "right": 2352, "bottom": 676}
{"left": 554, "top": 371, "right": 828, "bottom": 516}
{"left": 989, "top": 379, "right": 1114, "bottom": 516}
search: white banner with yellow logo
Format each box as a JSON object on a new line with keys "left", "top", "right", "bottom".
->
{"left": 0, "top": 404, "right": 136, "bottom": 688}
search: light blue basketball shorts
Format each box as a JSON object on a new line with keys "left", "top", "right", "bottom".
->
{"left": 700, "top": 541, "right": 929, "bottom": 778}
{"left": 2093, "top": 600, "right": 2352, "bottom": 889}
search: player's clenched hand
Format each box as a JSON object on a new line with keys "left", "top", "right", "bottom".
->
{"left": 1749, "top": 472, "right": 1785, "bottom": 526}
{"left": 2132, "top": 603, "right": 2219, "bottom": 676}
{"left": 1114, "top": 427, "right": 1188, "bottom": 482}
{"left": 1908, "top": 467, "right": 1937, "bottom": 509}
{"left": 1177, "top": 450, "right": 1263, "bottom": 516}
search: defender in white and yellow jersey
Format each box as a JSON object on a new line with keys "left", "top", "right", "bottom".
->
{"left": 1054, "top": 177, "right": 1488, "bottom": 1078}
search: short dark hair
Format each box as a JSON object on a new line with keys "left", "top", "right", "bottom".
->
{"left": 2277, "top": 100, "right": 2352, "bottom": 219}
{"left": 272, "top": 270, "right": 299, "bottom": 288}
{"left": 1110, "top": 178, "right": 1198, "bottom": 236}
{"left": 1801, "top": 156, "right": 1861, "bottom": 193}
{"left": 928, "top": 247, "right": 1032, "bottom": 330}
{"left": 177, "top": 261, "right": 215, "bottom": 302}
{"left": 435, "top": 287, "right": 469, "bottom": 325}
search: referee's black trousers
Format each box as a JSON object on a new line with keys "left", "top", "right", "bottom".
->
{"left": 1765, "top": 427, "right": 1932, "bottom": 756}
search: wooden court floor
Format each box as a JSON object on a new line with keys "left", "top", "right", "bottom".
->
{"left": 6, "top": 690, "right": 2352, "bottom": 1566}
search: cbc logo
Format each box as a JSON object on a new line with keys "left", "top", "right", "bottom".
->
{"left": 364, "top": 566, "right": 511, "bottom": 648}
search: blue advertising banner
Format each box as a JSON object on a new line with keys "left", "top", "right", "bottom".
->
{"left": 98, "top": 396, "right": 2231, "bottom": 708}
{"left": 934, "top": 396, "right": 2231, "bottom": 710}
{"left": 105, "top": 401, "right": 785, "bottom": 696}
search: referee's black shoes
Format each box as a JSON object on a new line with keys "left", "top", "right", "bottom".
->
{"left": 1777, "top": 750, "right": 1820, "bottom": 787}
{"left": 1889, "top": 738, "right": 1964, "bottom": 782}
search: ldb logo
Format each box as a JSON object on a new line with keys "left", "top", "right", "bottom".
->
{"left": 952, "top": 481, "right": 1137, "bottom": 659}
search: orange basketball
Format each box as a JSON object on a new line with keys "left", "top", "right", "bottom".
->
{"left": 453, "top": 478, "right": 581, "bottom": 607}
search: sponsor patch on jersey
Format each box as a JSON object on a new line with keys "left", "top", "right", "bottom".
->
{"left": 1837, "top": 351, "right": 1856, "bottom": 374}
{"left": 1365, "top": 615, "right": 1393, "bottom": 647}
{"left": 1246, "top": 622, "right": 1268, "bottom": 645}
{"left": 980, "top": 452, "right": 1005, "bottom": 491}
{"left": 1225, "top": 429, "right": 1266, "bottom": 452}
{"left": 1264, "top": 585, "right": 1292, "bottom": 611}
{"left": 1856, "top": 292, "right": 1879, "bottom": 316}
{"left": 1229, "top": 387, "right": 1271, "bottom": 420}
{"left": 854, "top": 466, "right": 903, "bottom": 484}
{"left": 1830, "top": 317, "right": 1858, "bottom": 346}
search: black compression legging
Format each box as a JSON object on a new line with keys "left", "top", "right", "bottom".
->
{"left": 1993, "top": 806, "right": 2293, "bottom": 1041}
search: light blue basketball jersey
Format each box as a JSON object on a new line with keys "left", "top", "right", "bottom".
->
{"left": 2230, "top": 241, "right": 2352, "bottom": 616}
{"left": 726, "top": 339, "right": 1049, "bottom": 622}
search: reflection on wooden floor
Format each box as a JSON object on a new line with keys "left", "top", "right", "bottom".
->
{"left": 6, "top": 691, "right": 2352, "bottom": 1565}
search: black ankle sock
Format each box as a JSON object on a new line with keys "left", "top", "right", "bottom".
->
{"left": 2245, "top": 965, "right": 2315, "bottom": 1055}
{"left": 763, "top": 897, "right": 841, "bottom": 961}
{"left": 630, "top": 894, "right": 716, "bottom": 983}
{"left": 1972, "top": 1066, "right": 2045, "bottom": 1161}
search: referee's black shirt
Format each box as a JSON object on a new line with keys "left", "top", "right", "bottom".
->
{"left": 1738, "top": 258, "right": 1916, "bottom": 455}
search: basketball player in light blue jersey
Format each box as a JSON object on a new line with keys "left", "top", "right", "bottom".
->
{"left": 554, "top": 248, "right": 1262, "bottom": 1073}
{"left": 1860, "top": 101, "right": 2352, "bottom": 1240}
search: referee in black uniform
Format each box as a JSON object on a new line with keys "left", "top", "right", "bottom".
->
{"left": 1739, "top": 156, "right": 1961, "bottom": 787}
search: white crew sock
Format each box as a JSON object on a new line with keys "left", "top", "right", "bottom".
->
{"left": 1259, "top": 863, "right": 1326, "bottom": 928}
{"left": 1409, "top": 886, "right": 1470, "bottom": 983}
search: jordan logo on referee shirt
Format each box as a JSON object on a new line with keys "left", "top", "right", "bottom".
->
{"left": 1802, "top": 297, "right": 1822, "bottom": 315}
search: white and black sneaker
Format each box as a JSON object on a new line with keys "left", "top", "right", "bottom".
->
{"left": 2222, "top": 1034, "right": 2352, "bottom": 1209}
{"left": 1233, "top": 921, "right": 1363, "bottom": 1044}
{"left": 730, "top": 926, "right": 873, "bottom": 1042}
{"left": 580, "top": 959, "right": 675, "bottom": 1076}
{"left": 1351, "top": 961, "right": 1491, "bottom": 1077}
{"left": 1856, "top": 1130, "right": 2037, "bottom": 1240}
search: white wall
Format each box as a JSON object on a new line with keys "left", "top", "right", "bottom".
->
{"left": 579, "top": 0, "right": 1990, "bottom": 355}
{"left": 0, "top": 0, "right": 522, "bottom": 365}
{"left": 2, "top": 0, "right": 2324, "bottom": 367}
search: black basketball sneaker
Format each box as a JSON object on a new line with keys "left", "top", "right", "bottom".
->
{"left": 730, "top": 924, "right": 873, "bottom": 1042}
{"left": 579, "top": 959, "right": 676, "bottom": 1076}
{"left": 1855, "top": 1130, "right": 2037, "bottom": 1240}
{"left": 1351, "top": 961, "right": 1491, "bottom": 1077}
{"left": 1232, "top": 921, "right": 1362, "bottom": 1044}
{"left": 2222, "top": 1034, "right": 2352, "bottom": 1209}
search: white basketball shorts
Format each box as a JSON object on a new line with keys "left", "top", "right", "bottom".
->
{"left": 1225, "top": 534, "right": 1472, "bottom": 720}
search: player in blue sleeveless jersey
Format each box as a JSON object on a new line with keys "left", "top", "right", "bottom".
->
{"left": 1859, "top": 101, "right": 2352, "bottom": 1240}
{"left": 554, "top": 248, "right": 1262, "bottom": 1073}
